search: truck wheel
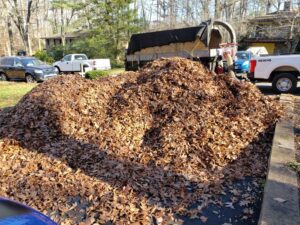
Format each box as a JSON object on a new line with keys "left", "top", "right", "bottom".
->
{"left": 272, "top": 73, "right": 297, "bottom": 93}
{"left": 0, "top": 73, "right": 7, "bottom": 81}
{"left": 83, "top": 65, "right": 88, "bottom": 72}
{"left": 25, "top": 74, "right": 36, "bottom": 83}
{"left": 55, "top": 66, "right": 61, "bottom": 74}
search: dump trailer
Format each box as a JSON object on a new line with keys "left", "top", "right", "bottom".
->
{"left": 125, "top": 20, "right": 236, "bottom": 71}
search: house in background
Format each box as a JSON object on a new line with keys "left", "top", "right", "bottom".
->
{"left": 243, "top": 1, "right": 300, "bottom": 54}
{"left": 41, "top": 30, "right": 89, "bottom": 51}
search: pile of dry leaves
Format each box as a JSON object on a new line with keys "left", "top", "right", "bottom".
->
{"left": 0, "top": 58, "right": 282, "bottom": 224}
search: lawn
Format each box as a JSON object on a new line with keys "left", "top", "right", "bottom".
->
{"left": 0, "top": 82, "right": 37, "bottom": 108}
{"left": 107, "top": 68, "right": 125, "bottom": 75}
{"left": 0, "top": 69, "right": 125, "bottom": 109}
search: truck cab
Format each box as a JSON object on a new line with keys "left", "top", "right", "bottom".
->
{"left": 234, "top": 51, "right": 252, "bottom": 73}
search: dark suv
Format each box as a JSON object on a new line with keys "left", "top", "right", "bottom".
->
{"left": 0, "top": 57, "right": 58, "bottom": 82}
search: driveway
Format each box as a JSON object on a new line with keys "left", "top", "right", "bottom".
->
{"left": 256, "top": 82, "right": 300, "bottom": 96}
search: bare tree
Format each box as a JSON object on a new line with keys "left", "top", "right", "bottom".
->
{"left": 51, "top": 0, "right": 82, "bottom": 46}
{"left": 215, "top": 0, "right": 222, "bottom": 19}
{"left": 0, "top": 0, "right": 15, "bottom": 55}
{"left": 5, "top": 0, "right": 40, "bottom": 55}
{"left": 200, "top": 0, "right": 211, "bottom": 21}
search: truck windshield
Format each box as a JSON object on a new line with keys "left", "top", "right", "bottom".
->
{"left": 21, "top": 58, "right": 44, "bottom": 67}
{"left": 236, "top": 52, "right": 249, "bottom": 60}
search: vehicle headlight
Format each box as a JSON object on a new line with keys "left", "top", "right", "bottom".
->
{"left": 34, "top": 69, "right": 43, "bottom": 74}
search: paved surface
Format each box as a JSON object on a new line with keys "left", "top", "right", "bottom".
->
{"left": 256, "top": 82, "right": 300, "bottom": 96}
{"left": 179, "top": 177, "right": 264, "bottom": 225}
{"left": 259, "top": 95, "right": 300, "bottom": 225}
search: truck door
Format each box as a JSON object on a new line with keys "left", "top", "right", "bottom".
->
{"left": 72, "top": 54, "right": 88, "bottom": 72}
{"left": 13, "top": 58, "right": 26, "bottom": 79}
{"left": 61, "top": 55, "right": 73, "bottom": 72}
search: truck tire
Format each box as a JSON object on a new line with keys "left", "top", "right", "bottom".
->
{"left": 272, "top": 73, "right": 297, "bottom": 93}
{"left": 25, "top": 74, "right": 36, "bottom": 83}
{"left": 54, "top": 66, "right": 61, "bottom": 74}
{"left": 0, "top": 73, "right": 7, "bottom": 81}
{"left": 83, "top": 64, "right": 89, "bottom": 72}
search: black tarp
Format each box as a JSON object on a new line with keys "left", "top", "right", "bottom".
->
{"left": 127, "top": 23, "right": 208, "bottom": 55}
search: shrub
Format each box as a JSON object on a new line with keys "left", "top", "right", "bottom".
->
{"left": 85, "top": 70, "right": 109, "bottom": 79}
{"left": 111, "top": 60, "right": 124, "bottom": 68}
{"left": 34, "top": 50, "right": 54, "bottom": 64}
{"left": 48, "top": 45, "right": 68, "bottom": 61}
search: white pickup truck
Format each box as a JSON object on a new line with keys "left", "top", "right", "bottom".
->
{"left": 53, "top": 54, "right": 111, "bottom": 73}
{"left": 248, "top": 54, "right": 300, "bottom": 93}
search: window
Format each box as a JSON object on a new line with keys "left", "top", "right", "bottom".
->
{"left": 74, "top": 55, "right": 88, "bottom": 60}
{"left": 0, "top": 58, "right": 6, "bottom": 66}
{"left": 14, "top": 59, "right": 23, "bottom": 67}
{"left": 63, "top": 55, "right": 72, "bottom": 61}
{"left": 236, "top": 52, "right": 249, "bottom": 60}
{"left": 21, "top": 58, "right": 43, "bottom": 67}
{"left": 6, "top": 58, "right": 14, "bottom": 66}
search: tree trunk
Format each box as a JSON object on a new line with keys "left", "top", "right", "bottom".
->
{"left": 240, "top": 0, "right": 247, "bottom": 19}
{"left": 169, "top": 0, "right": 175, "bottom": 27}
{"left": 288, "top": 17, "right": 297, "bottom": 53}
{"left": 266, "top": 0, "right": 271, "bottom": 14}
{"left": 7, "top": 17, "right": 14, "bottom": 55}
{"left": 61, "top": 6, "right": 66, "bottom": 46}
{"left": 186, "top": 0, "right": 190, "bottom": 23}
{"left": 140, "top": 0, "right": 147, "bottom": 28}
{"left": 201, "top": 0, "right": 210, "bottom": 21}
{"left": 215, "top": 0, "right": 221, "bottom": 19}
{"left": 25, "top": 0, "right": 33, "bottom": 55}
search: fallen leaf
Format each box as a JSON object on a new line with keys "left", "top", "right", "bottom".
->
{"left": 225, "top": 202, "right": 235, "bottom": 209}
{"left": 273, "top": 198, "right": 287, "bottom": 203}
{"left": 200, "top": 216, "right": 208, "bottom": 223}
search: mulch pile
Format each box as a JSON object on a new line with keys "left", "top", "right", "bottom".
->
{"left": 0, "top": 58, "right": 282, "bottom": 224}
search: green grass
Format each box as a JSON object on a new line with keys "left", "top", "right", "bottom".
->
{"left": 0, "top": 69, "right": 125, "bottom": 109}
{"left": 0, "top": 82, "right": 37, "bottom": 108}
{"left": 107, "top": 68, "right": 125, "bottom": 75}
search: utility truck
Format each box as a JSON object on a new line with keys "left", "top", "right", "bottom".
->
{"left": 125, "top": 20, "right": 237, "bottom": 72}
{"left": 248, "top": 54, "right": 300, "bottom": 93}
{"left": 53, "top": 54, "right": 111, "bottom": 73}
